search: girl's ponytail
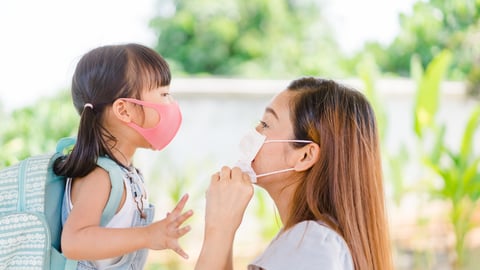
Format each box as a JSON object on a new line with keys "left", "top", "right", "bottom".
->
{"left": 54, "top": 103, "right": 105, "bottom": 177}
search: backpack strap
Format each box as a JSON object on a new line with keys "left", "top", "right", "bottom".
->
{"left": 63, "top": 256, "right": 79, "bottom": 270}
{"left": 56, "top": 138, "right": 124, "bottom": 226}
{"left": 56, "top": 137, "right": 77, "bottom": 153}
{"left": 54, "top": 137, "right": 80, "bottom": 270}
{"left": 54, "top": 138, "right": 124, "bottom": 269}
{"left": 96, "top": 156, "right": 125, "bottom": 227}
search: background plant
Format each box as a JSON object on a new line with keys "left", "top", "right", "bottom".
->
{"left": 410, "top": 49, "right": 480, "bottom": 269}
{"left": 354, "top": 50, "right": 480, "bottom": 269}
{"left": 0, "top": 90, "right": 78, "bottom": 168}
{"left": 361, "top": 0, "right": 480, "bottom": 99}
{"left": 149, "top": 0, "right": 345, "bottom": 78}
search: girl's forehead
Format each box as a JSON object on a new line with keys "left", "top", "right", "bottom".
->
{"left": 140, "top": 85, "right": 169, "bottom": 96}
{"left": 149, "top": 85, "right": 170, "bottom": 92}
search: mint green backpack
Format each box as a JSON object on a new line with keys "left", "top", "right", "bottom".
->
{"left": 0, "top": 137, "right": 124, "bottom": 270}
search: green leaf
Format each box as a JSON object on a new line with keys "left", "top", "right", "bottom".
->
{"left": 463, "top": 157, "right": 480, "bottom": 196}
{"left": 410, "top": 54, "right": 424, "bottom": 85}
{"left": 428, "top": 123, "right": 446, "bottom": 164}
{"left": 460, "top": 106, "right": 480, "bottom": 162}
{"left": 357, "top": 55, "right": 388, "bottom": 141}
{"left": 470, "top": 173, "right": 480, "bottom": 200}
{"left": 413, "top": 50, "right": 452, "bottom": 138}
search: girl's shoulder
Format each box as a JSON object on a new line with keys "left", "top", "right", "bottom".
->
{"left": 81, "top": 166, "right": 112, "bottom": 185}
{"left": 71, "top": 166, "right": 112, "bottom": 201}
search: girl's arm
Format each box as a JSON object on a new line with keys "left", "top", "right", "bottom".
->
{"left": 61, "top": 167, "right": 193, "bottom": 260}
{"left": 195, "top": 166, "right": 254, "bottom": 270}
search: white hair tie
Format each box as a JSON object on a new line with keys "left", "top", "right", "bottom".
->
{"left": 84, "top": 103, "right": 94, "bottom": 109}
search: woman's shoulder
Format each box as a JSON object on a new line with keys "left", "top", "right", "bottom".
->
{"left": 248, "top": 220, "right": 353, "bottom": 270}
{"left": 281, "top": 220, "right": 348, "bottom": 250}
{"left": 287, "top": 220, "right": 342, "bottom": 239}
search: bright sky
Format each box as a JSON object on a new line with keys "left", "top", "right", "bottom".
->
{"left": 0, "top": 0, "right": 415, "bottom": 112}
{"left": 326, "top": 0, "right": 416, "bottom": 52}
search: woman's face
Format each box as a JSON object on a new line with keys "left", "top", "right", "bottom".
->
{"left": 252, "top": 90, "right": 299, "bottom": 186}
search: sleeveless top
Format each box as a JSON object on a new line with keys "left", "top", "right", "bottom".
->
{"left": 248, "top": 220, "right": 354, "bottom": 270}
{"left": 62, "top": 165, "right": 155, "bottom": 270}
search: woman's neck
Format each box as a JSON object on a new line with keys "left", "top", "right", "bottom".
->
{"left": 265, "top": 181, "right": 298, "bottom": 226}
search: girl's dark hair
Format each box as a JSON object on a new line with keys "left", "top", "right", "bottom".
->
{"left": 286, "top": 77, "right": 393, "bottom": 270}
{"left": 54, "top": 43, "right": 171, "bottom": 177}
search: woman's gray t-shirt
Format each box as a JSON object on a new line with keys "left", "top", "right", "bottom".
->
{"left": 248, "top": 220, "right": 354, "bottom": 270}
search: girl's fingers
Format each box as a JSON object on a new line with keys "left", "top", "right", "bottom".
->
{"left": 170, "top": 194, "right": 189, "bottom": 217}
{"left": 176, "top": 225, "right": 191, "bottom": 237}
{"left": 173, "top": 246, "right": 189, "bottom": 259}
{"left": 178, "top": 210, "right": 194, "bottom": 223}
{"left": 169, "top": 210, "right": 194, "bottom": 229}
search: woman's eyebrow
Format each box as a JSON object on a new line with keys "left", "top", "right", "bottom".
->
{"left": 265, "top": 107, "right": 279, "bottom": 120}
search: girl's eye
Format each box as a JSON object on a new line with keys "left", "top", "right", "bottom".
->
{"left": 160, "top": 93, "right": 170, "bottom": 97}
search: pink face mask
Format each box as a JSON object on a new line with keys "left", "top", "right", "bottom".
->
{"left": 122, "top": 98, "right": 182, "bottom": 150}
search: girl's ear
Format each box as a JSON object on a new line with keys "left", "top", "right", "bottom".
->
{"left": 112, "top": 99, "right": 133, "bottom": 123}
{"left": 293, "top": 143, "right": 320, "bottom": 172}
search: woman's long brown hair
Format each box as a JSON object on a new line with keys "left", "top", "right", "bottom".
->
{"left": 286, "top": 77, "right": 393, "bottom": 270}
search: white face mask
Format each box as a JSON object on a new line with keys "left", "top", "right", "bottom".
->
{"left": 235, "top": 129, "right": 312, "bottom": 183}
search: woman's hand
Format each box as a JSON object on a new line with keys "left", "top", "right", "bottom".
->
{"left": 145, "top": 194, "right": 193, "bottom": 259}
{"left": 195, "top": 166, "right": 254, "bottom": 270}
{"left": 205, "top": 166, "right": 254, "bottom": 234}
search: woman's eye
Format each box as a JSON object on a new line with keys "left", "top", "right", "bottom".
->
{"left": 258, "top": 120, "right": 269, "bottom": 129}
{"left": 160, "top": 93, "right": 170, "bottom": 97}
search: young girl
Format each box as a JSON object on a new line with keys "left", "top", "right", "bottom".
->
{"left": 54, "top": 43, "right": 193, "bottom": 269}
{"left": 196, "top": 77, "right": 393, "bottom": 270}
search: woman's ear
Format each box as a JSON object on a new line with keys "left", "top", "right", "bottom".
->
{"left": 293, "top": 143, "right": 320, "bottom": 172}
{"left": 112, "top": 99, "right": 132, "bottom": 123}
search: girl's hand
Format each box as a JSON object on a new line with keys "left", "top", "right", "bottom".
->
{"left": 205, "top": 166, "right": 254, "bottom": 234}
{"left": 145, "top": 194, "right": 193, "bottom": 259}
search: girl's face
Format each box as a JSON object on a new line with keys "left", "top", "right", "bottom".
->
{"left": 252, "top": 90, "right": 299, "bottom": 186}
{"left": 135, "top": 86, "right": 174, "bottom": 128}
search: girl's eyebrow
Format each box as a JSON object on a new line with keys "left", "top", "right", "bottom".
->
{"left": 265, "top": 107, "right": 279, "bottom": 120}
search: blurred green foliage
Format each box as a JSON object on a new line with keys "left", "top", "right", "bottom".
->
{"left": 358, "top": 49, "right": 480, "bottom": 269}
{"left": 151, "top": 0, "right": 480, "bottom": 100}
{"left": 412, "top": 50, "right": 480, "bottom": 269}
{"left": 149, "top": 0, "right": 347, "bottom": 78}
{"left": 0, "top": 90, "right": 78, "bottom": 168}
{"left": 361, "top": 0, "right": 480, "bottom": 98}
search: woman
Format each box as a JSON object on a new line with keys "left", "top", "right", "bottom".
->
{"left": 195, "top": 77, "right": 393, "bottom": 270}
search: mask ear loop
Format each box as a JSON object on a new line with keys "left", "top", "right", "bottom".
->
{"left": 256, "top": 168, "right": 295, "bottom": 178}
{"left": 264, "top": 139, "right": 313, "bottom": 144}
